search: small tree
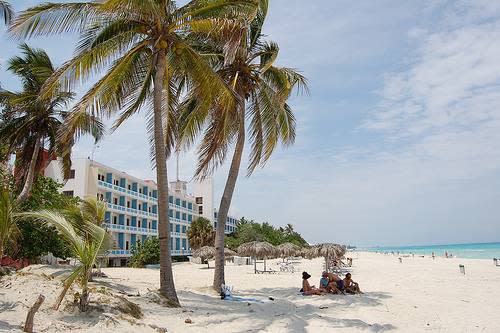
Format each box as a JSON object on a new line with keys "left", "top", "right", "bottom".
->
{"left": 22, "top": 198, "right": 112, "bottom": 311}
{"left": 187, "top": 217, "right": 215, "bottom": 250}
{"left": 0, "top": 185, "right": 19, "bottom": 258}
{"left": 129, "top": 237, "right": 160, "bottom": 268}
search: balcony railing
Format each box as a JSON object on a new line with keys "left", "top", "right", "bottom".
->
{"left": 105, "top": 223, "right": 156, "bottom": 235}
{"left": 98, "top": 180, "right": 157, "bottom": 202}
{"left": 106, "top": 203, "right": 158, "bottom": 219}
{"left": 108, "top": 249, "right": 190, "bottom": 257}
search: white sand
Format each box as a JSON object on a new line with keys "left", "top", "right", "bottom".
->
{"left": 1, "top": 252, "right": 500, "bottom": 332}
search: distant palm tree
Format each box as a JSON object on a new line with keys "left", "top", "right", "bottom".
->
{"left": 22, "top": 198, "right": 112, "bottom": 311}
{"left": 187, "top": 217, "right": 215, "bottom": 250}
{"left": 11, "top": 0, "right": 258, "bottom": 306}
{"left": 182, "top": 0, "right": 308, "bottom": 290}
{"left": 0, "top": 1, "right": 12, "bottom": 24}
{"left": 0, "top": 185, "right": 19, "bottom": 258}
{"left": 0, "top": 44, "right": 103, "bottom": 202}
{"left": 284, "top": 224, "right": 294, "bottom": 236}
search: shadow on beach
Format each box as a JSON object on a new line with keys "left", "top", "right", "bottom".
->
{"left": 174, "top": 288, "right": 396, "bottom": 333}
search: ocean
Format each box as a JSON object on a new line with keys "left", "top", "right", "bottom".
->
{"left": 362, "top": 242, "right": 500, "bottom": 260}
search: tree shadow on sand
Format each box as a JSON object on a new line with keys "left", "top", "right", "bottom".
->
{"left": 175, "top": 287, "right": 396, "bottom": 333}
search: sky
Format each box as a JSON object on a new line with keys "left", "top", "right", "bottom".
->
{"left": 1, "top": 1, "right": 500, "bottom": 247}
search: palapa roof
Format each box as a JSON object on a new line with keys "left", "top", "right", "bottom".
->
{"left": 236, "top": 241, "right": 277, "bottom": 258}
{"left": 275, "top": 242, "right": 301, "bottom": 257}
{"left": 304, "top": 243, "right": 346, "bottom": 259}
{"left": 192, "top": 246, "right": 216, "bottom": 260}
{"left": 192, "top": 246, "right": 237, "bottom": 260}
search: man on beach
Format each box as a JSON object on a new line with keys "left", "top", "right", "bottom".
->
{"left": 344, "top": 273, "right": 363, "bottom": 294}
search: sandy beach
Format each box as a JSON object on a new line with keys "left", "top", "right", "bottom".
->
{"left": 1, "top": 252, "right": 500, "bottom": 332}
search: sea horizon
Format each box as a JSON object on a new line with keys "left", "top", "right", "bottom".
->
{"left": 359, "top": 241, "right": 500, "bottom": 260}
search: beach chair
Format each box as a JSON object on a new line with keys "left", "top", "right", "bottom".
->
{"left": 494, "top": 258, "right": 499, "bottom": 266}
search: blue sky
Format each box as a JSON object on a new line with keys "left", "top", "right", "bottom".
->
{"left": 2, "top": 1, "right": 500, "bottom": 247}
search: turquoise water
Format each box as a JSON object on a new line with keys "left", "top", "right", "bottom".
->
{"left": 362, "top": 242, "right": 500, "bottom": 260}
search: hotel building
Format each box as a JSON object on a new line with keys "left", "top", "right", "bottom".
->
{"left": 44, "top": 158, "right": 238, "bottom": 266}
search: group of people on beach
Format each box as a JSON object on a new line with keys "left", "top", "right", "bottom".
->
{"left": 301, "top": 271, "right": 362, "bottom": 295}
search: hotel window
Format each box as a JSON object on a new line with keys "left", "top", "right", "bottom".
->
{"left": 175, "top": 198, "right": 181, "bottom": 206}
{"left": 138, "top": 204, "right": 142, "bottom": 210}
{"left": 127, "top": 201, "right": 130, "bottom": 208}
{"left": 68, "top": 170, "right": 75, "bottom": 179}
{"left": 149, "top": 207, "right": 151, "bottom": 213}
{"left": 175, "top": 211, "right": 180, "bottom": 219}
{"left": 126, "top": 218, "right": 130, "bottom": 226}
{"left": 139, "top": 188, "right": 142, "bottom": 194}
{"left": 188, "top": 214, "right": 192, "bottom": 222}
{"left": 113, "top": 216, "right": 117, "bottom": 224}
{"left": 182, "top": 200, "right": 186, "bottom": 208}
{"left": 63, "top": 191, "right": 74, "bottom": 197}
{"left": 188, "top": 202, "right": 193, "bottom": 210}
{"left": 169, "top": 196, "right": 173, "bottom": 203}
{"left": 114, "top": 180, "right": 119, "bottom": 186}
{"left": 195, "top": 197, "right": 203, "bottom": 204}
{"left": 128, "top": 184, "right": 131, "bottom": 190}
{"left": 175, "top": 224, "right": 180, "bottom": 233}
{"left": 148, "top": 221, "right": 151, "bottom": 229}
{"left": 125, "top": 241, "right": 129, "bottom": 250}
{"left": 113, "top": 198, "right": 118, "bottom": 205}
{"left": 182, "top": 226, "right": 186, "bottom": 233}
{"left": 182, "top": 213, "right": 186, "bottom": 221}
{"left": 198, "top": 206, "right": 203, "bottom": 215}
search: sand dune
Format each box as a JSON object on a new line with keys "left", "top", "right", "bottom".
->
{"left": 1, "top": 252, "right": 499, "bottom": 332}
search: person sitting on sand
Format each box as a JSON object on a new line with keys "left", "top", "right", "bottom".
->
{"left": 325, "top": 272, "right": 345, "bottom": 294}
{"left": 343, "top": 273, "right": 362, "bottom": 294}
{"left": 301, "top": 272, "right": 322, "bottom": 295}
{"left": 319, "top": 272, "right": 332, "bottom": 293}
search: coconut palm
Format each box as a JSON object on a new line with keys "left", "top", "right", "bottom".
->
{"left": 22, "top": 198, "right": 112, "bottom": 312}
{"left": 181, "top": 0, "right": 308, "bottom": 289}
{"left": 187, "top": 216, "right": 215, "bottom": 250}
{"left": 10, "top": 0, "right": 258, "bottom": 305}
{"left": 0, "top": 44, "right": 103, "bottom": 202}
{"left": 0, "top": 1, "right": 12, "bottom": 25}
{"left": 0, "top": 185, "right": 19, "bottom": 258}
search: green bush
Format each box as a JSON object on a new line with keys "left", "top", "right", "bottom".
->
{"left": 10, "top": 176, "right": 78, "bottom": 260}
{"left": 128, "top": 237, "right": 160, "bottom": 268}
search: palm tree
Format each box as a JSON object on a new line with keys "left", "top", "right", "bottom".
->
{"left": 181, "top": 0, "right": 308, "bottom": 290}
{"left": 0, "top": 44, "right": 103, "bottom": 202}
{"left": 0, "top": 185, "right": 19, "bottom": 258}
{"left": 10, "top": 0, "right": 258, "bottom": 306}
{"left": 187, "top": 217, "right": 215, "bottom": 250}
{"left": 0, "top": 1, "right": 12, "bottom": 25}
{"left": 284, "top": 223, "right": 294, "bottom": 236}
{"left": 22, "top": 198, "right": 112, "bottom": 311}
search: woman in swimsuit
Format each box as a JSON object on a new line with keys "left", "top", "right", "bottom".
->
{"left": 302, "top": 272, "right": 322, "bottom": 295}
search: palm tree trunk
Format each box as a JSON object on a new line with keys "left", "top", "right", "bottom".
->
{"left": 17, "top": 137, "right": 41, "bottom": 202}
{"left": 153, "top": 48, "right": 179, "bottom": 306}
{"left": 213, "top": 102, "right": 245, "bottom": 290}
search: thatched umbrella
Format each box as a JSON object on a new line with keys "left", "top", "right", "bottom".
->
{"left": 276, "top": 242, "right": 301, "bottom": 260}
{"left": 237, "top": 241, "right": 277, "bottom": 273}
{"left": 192, "top": 246, "right": 216, "bottom": 267}
{"left": 304, "top": 243, "right": 346, "bottom": 270}
{"left": 192, "top": 246, "right": 237, "bottom": 268}
{"left": 224, "top": 248, "right": 237, "bottom": 257}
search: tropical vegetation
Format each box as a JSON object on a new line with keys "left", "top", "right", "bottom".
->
{"left": 0, "top": 44, "right": 103, "bottom": 202}
{"left": 181, "top": 0, "right": 307, "bottom": 289}
{"left": 187, "top": 217, "right": 215, "bottom": 250}
{"left": 0, "top": 0, "right": 12, "bottom": 25}
{"left": 0, "top": 184, "right": 18, "bottom": 258}
{"left": 129, "top": 237, "right": 160, "bottom": 268}
{"left": 22, "top": 197, "right": 112, "bottom": 312}
{"left": 10, "top": 0, "right": 259, "bottom": 306}
{"left": 225, "top": 217, "right": 308, "bottom": 251}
